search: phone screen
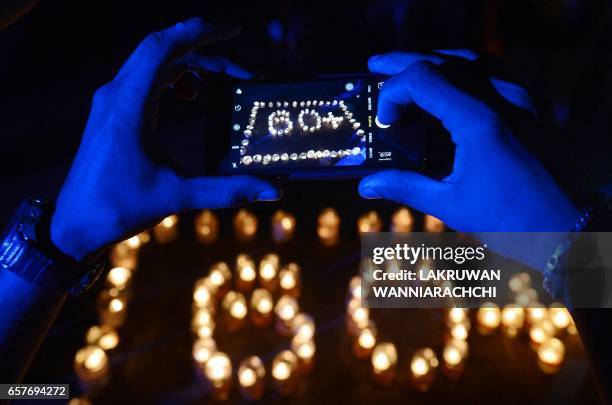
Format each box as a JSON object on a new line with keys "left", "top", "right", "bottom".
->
{"left": 221, "top": 75, "right": 424, "bottom": 178}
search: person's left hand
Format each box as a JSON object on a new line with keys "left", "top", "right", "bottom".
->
{"left": 51, "top": 18, "right": 281, "bottom": 262}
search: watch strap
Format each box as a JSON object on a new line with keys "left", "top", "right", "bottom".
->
{"left": 0, "top": 199, "right": 105, "bottom": 295}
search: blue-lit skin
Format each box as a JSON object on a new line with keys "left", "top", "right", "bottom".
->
{"left": 358, "top": 51, "right": 582, "bottom": 273}
{"left": 1, "top": 18, "right": 282, "bottom": 382}
{"left": 50, "top": 18, "right": 281, "bottom": 262}
{"left": 359, "top": 51, "right": 579, "bottom": 234}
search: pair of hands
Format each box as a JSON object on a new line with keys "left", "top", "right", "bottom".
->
{"left": 50, "top": 17, "right": 579, "bottom": 263}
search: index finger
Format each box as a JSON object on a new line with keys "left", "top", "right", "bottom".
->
{"left": 376, "top": 60, "right": 497, "bottom": 144}
{"left": 368, "top": 50, "right": 478, "bottom": 75}
{"left": 115, "top": 18, "right": 241, "bottom": 93}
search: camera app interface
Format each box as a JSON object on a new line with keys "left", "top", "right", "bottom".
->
{"left": 229, "top": 76, "right": 394, "bottom": 173}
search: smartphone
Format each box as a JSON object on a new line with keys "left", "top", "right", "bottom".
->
{"left": 202, "top": 74, "right": 426, "bottom": 180}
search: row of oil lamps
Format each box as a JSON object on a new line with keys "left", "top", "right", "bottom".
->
{"left": 105, "top": 206, "right": 436, "bottom": 270}
{"left": 73, "top": 208, "right": 573, "bottom": 400}
{"left": 197, "top": 206, "right": 442, "bottom": 245}
{"left": 345, "top": 270, "right": 576, "bottom": 392}
{"left": 103, "top": 206, "right": 440, "bottom": 251}
{"left": 71, "top": 231, "right": 154, "bottom": 402}
{"left": 191, "top": 255, "right": 315, "bottom": 400}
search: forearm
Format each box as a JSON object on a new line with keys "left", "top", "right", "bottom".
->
{"left": 0, "top": 270, "right": 66, "bottom": 382}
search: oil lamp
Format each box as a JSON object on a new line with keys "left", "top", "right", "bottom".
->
{"left": 271, "top": 210, "right": 296, "bottom": 242}
{"left": 234, "top": 209, "right": 258, "bottom": 242}
{"left": 317, "top": 208, "right": 340, "bottom": 246}
{"left": 275, "top": 295, "right": 299, "bottom": 335}
{"left": 153, "top": 214, "right": 179, "bottom": 244}
{"left": 238, "top": 356, "right": 266, "bottom": 400}
{"left": 371, "top": 342, "right": 397, "bottom": 386}
{"left": 204, "top": 352, "right": 232, "bottom": 400}
{"left": 74, "top": 345, "right": 110, "bottom": 392}
{"left": 272, "top": 350, "right": 299, "bottom": 396}
{"left": 390, "top": 207, "right": 413, "bottom": 232}
{"left": 195, "top": 210, "right": 219, "bottom": 244}
{"left": 250, "top": 288, "right": 274, "bottom": 328}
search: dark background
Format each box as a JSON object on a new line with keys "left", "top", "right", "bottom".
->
{"left": 2, "top": 0, "right": 612, "bottom": 403}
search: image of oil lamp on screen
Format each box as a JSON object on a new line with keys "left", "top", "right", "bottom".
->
{"left": 74, "top": 345, "right": 110, "bottom": 392}
{"left": 275, "top": 295, "right": 299, "bottom": 335}
{"left": 234, "top": 209, "right": 258, "bottom": 242}
{"left": 238, "top": 356, "right": 266, "bottom": 400}
{"left": 222, "top": 291, "right": 248, "bottom": 332}
{"left": 195, "top": 210, "right": 219, "bottom": 244}
{"left": 85, "top": 325, "right": 119, "bottom": 351}
{"left": 409, "top": 348, "right": 438, "bottom": 392}
{"left": 317, "top": 208, "right": 340, "bottom": 246}
{"left": 476, "top": 302, "right": 501, "bottom": 335}
{"left": 153, "top": 214, "right": 179, "bottom": 244}
{"left": 501, "top": 304, "right": 525, "bottom": 337}
{"left": 391, "top": 207, "right": 414, "bottom": 232}
{"left": 272, "top": 350, "right": 300, "bottom": 396}
{"left": 235, "top": 254, "right": 257, "bottom": 292}
{"left": 358, "top": 211, "right": 382, "bottom": 234}
{"left": 271, "top": 209, "right": 296, "bottom": 243}
{"left": 537, "top": 337, "right": 565, "bottom": 373}
{"left": 250, "top": 288, "right": 274, "bottom": 328}
{"left": 259, "top": 254, "right": 280, "bottom": 291}
{"left": 371, "top": 342, "right": 398, "bottom": 386}
{"left": 279, "top": 263, "right": 301, "bottom": 297}
{"left": 442, "top": 339, "right": 468, "bottom": 378}
{"left": 96, "top": 290, "right": 127, "bottom": 328}
{"left": 105, "top": 266, "right": 133, "bottom": 292}
{"left": 204, "top": 352, "right": 232, "bottom": 400}
{"left": 291, "top": 335, "right": 316, "bottom": 375}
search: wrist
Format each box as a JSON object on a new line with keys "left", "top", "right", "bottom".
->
{"left": 49, "top": 211, "right": 99, "bottom": 264}
{"left": 1, "top": 198, "right": 106, "bottom": 295}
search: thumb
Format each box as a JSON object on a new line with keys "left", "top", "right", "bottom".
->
{"left": 359, "top": 170, "right": 451, "bottom": 215}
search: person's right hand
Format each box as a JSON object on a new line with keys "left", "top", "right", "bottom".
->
{"left": 50, "top": 18, "right": 281, "bottom": 263}
{"left": 359, "top": 52, "right": 580, "bottom": 233}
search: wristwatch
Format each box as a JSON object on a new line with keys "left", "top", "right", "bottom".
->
{"left": 0, "top": 198, "right": 105, "bottom": 295}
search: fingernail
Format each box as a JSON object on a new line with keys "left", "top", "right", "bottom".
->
{"left": 360, "top": 188, "right": 381, "bottom": 199}
{"left": 256, "top": 189, "right": 282, "bottom": 201}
